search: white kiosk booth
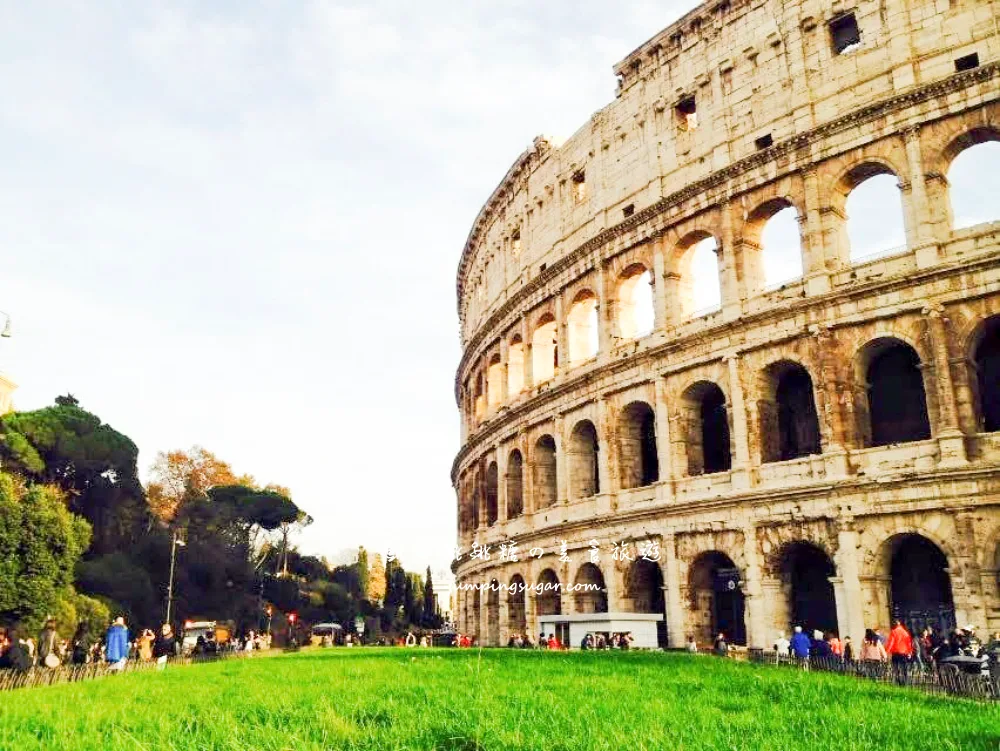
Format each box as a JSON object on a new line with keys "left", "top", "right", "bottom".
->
{"left": 537, "top": 612, "right": 664, "bottom": 649}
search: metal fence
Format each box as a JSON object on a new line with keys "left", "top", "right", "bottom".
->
{"left": 0, "top": 650, "right": 255, "bottom": 692}
{"left": 745, "top": 649, "right": 1000, "bottom": 701}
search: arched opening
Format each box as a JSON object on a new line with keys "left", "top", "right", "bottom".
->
{"left": 886, "top": 534, "right": 956, "bottom": 635}
{"left": 485, "top": 462, "right": 499, "bottom": 526}
{"left": 759, "top": 361, "right": 822, "bottom": 463}
{"left": 972, "top": 316, "right": 1000, "bottom": 432}
{"left": 567, "top": 291, "right": 599, "bottom": 364}
{"left": 537, "top": 569, "right": 561, "bottom": 616}
{"left": 861, "top": 339, "right": 931, "bottom": 446}
{"left": 470, "top": 472, "right": 480, "bottom": 530}
{"left": 508, "top": 574, "right": 527, "bottom": 634}
{"left": 474, "top": 373, "right": 485, "bottom": 420}
{"left": 486, "top": 580, "right": 500, "bottom": 646}
{"left": 574, "top": 563, "right": 608, "bottom": 613}
{"left": 568, "top": 419, "right": 600, "bottom": 500}
{"left": 619, "top": 401, "right": 658, "bottom": 489}
{"left": 843, "top": 167, "right": 906, "bottom": 262}
{"left": 677, "top": 236, "right": 722, "bottom": 317}
{"left": 778, "top": 542, "right": 838, "bottom": 636}
{"left": 486, "top": 355, "right": 503, "bottom": 409}
{"left": 533, "top": 435, "right": 557, "bottom": 509}
{"left": 947, "top": 132, "right": 1000, "bottom": 229}
{"left": 746, "top": 200, "right": 803, "bottom": 289}
{"left": 681, "top": 382, "right": 731, "bottom": 475}
{"left": 617, "top": 265, "right": 654, "bottom": 339}
{"left": 532, "top": 315, "right": 558, "bottom": 384}
{"left": 508, "top": 336, "right": 525, "bottom": 396}
{"left": 506, "top": 450, "right": 524, "bottom": 518}
{"left": 627, "top": 558, "right": 666, "bottom": 647}
{"left": 688, "top": 551, "right": 745, "bottom": 646}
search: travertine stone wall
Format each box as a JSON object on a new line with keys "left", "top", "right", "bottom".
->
{"left": 452, "top": 0, "right": 1000, "bottom": 649}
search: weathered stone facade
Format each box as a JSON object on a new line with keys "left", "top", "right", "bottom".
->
{"left": 452, "top": 0, "right": 1000, "bottom": 649}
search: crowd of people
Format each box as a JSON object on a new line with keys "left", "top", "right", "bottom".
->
{"left": 0, "top": 616, "right": 273, "bottom": 676}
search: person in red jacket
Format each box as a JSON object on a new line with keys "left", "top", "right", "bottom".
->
{"left": 885, "top": 620, "right": 914, "bottom": 683}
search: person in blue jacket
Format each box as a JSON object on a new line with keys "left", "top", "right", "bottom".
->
{"left": 789, "top": 625, "right": 811, "bottom": 660}
{"left": 105, "top": 616, "right": 130, "bottom": 670}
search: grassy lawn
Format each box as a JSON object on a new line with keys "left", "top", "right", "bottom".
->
{"left": 0, "top": 648, "right": 998, "bottom": 750}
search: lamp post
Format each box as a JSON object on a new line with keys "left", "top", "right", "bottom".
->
{"left": 165, "top": 531, "right": 186, "bottom": 625}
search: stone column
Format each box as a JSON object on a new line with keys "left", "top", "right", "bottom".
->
{"left": 810, "top": 324, "right": 850, "bottom": 477}
{"left": 742, "top": 524, "right": 767, "bottom": 649}
{"left": 554, "top": 294, "right": 566, "bottom": 379}
{"left": 654, "top": 378, "right": 673, "bottom": 501}
{"left": 522, "top": 315, "right": 534, "bottom": 389}
{"left": 554, "top": 414, "right": 567, "bottom": 505}
{"left": 498, "top": 591, "right": 510, "bottom": 646}
{"left": 725, "top": 353, "right": 752, "bottom": 490}
{"left": 496, "top": 444, "right": 508, "bottom": 523}
{"left": 663, "top": 533, "right": 686, "bottom": 648}
{"left": 833, "top": 523, "right": 865, "bottom": 646}
{"left": 499, "top": 338, "right": 510, "bottom": 404}
{"left": 719, "top": 201, "right": 743, "bottom": 321}
{"left": 652, "top": 236, "right": 668, "bottom": 332}
{"left": 953, "top": 509, "right": 988, "bottom": 630}
{"left": 603, "top": 557, "right": 622, "bottom": 612}
{"left": 800, "top": 168, "right": 831, "bottom": 294}
{"left": 925, "top": 304, "right": 967, "bottom": 467}
{"left": 903, "top": 126, "right": 940, "bottom": 268}
{"left": 596, "top": 397, "right": 614, "bottom": 500}
{"left": 596, "top": 261, "right": 613, "bottom": 356}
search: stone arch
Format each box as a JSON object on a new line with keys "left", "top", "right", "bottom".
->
{"left": 485, "top": 461, "right": 499, "bottom": 526}
{"left": 573, "top": 562, "right": 608, "bottom": 613}
{"left": 568, "top": 419, "right": 600, "bottom": 500}
{"left": 536, "top": 568, "right": 561, "bottom": 616}
{"left": 567, "top": 289, "right": 599, "bottom": 365}
{"left": 743, "top": 197, "right": 805, "bottom": 290}
{"left": 618, "top": 401, "right": 658, "bottom": 489}
{"left": 617, "top": 264, "right": 654, "bottom": 339}
{"left": 506, "top": 449, "right": 524, "bottom": 518}
{"left": 943, "top": 127, "right": 1000, "bottom": 230}
{"left": 673, "top": 231, "right": 722, "bottom": 318}
{"left": 532, "top": 435, "right": 557, "bottom": 509}
{"left": 967, "top": 314, "right": 1000, "bottom": 433}
{"left": 679, "top": 381, "right": 731, "bottom": 475}
{"left": 626, "top": 558, "right": 666, "bottom": 647}
{"left": 758, "top": 360, "right": 822, "bottom": 462}
{"left": 532, "top": 313, "right": 558, "bottom": 384}
{"left": 486, "top": 353, "right": 503, "bottom": 409}
{"left": 854, "top": 337, "right": 931, "bottom": 447}
{"left": 474, "top": 371, "right": 485, "bottom": 420}
{"left": 873, "top": 533, "right": 957, "bottom": 635}
{"left": 776, "top": 542, "right": 838, "bottom": 636}
{"left": 687, "top": 551, "right": 746, "bottom": 646}
{"left": 833, "top": 160, "right": 907, "bottom": 264}
{"left": 507, "top": 574, "right": 527, "bottom": 634}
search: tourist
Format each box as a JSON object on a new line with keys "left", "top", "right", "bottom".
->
{"left": 789, "top": 626, "right": 811, "bottom": 661}
{"left": 405, "top": 631, "right": 417, "bottom": 647}
{"left": 105, "top": 616, "right": 130, "bottom": 671}
{"left": 138, "top": 629, "right": 155, "bottom": 662}
{"left": 580, "top": 633, "right": 592, "bottom": 650}
{"left": 713, "top": 632, "right": 728, "bottom": 657}
{"left": 860, "top": 628, "right": 887, "bottom": 668}
{"left": 842, "top": 635, "right": 854, "bottom": 662}
{"left": 37, "top": 618, "right": 60, "bottom": 668}
{"left": 773, "top": 631, "right": 790, "bottom": 657}
{"left": 71, "top": 622, "right": 94, "bottom": 665}
{"left": 547, "top": 633, "right": 558, "bottom": 650}
{"left": 595, "top": 634, "right": 606, "bottom": 650}
{"left": 885, "top": 619, "right": 913, "bottom": 682}
{"left": 828, "top": 632, "right": 842, "bottom": 659}
{"left": 153, "top": 624, "right": 177, "bottom": 669}
{"left": 811, "top": 630, "right": 831, "bottom": 659}
{"left": 686, "top": 635, "right": 698, "bottom": 653}
{"left": 621, "top": 633, "right": 633, "bottom": 651}
{"left": 0, "top": 629, "right": 32, "bottom": 673}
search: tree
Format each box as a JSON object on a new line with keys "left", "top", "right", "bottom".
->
{"left": 368, "top": 554, "right": 386, "bottom": 603}
{"left": 0, "top": 397, "right": 146, "bottom": 553}
{"left": 357, "top": 547, "right": 370, "bottom": 602}
{"left": 423, "top": 566, "right": 438, "bottom": 627}
{"left": 146, "top": 446, "right": 240, "bottom": 522}
{"left": 0, "top": 473, "right": 91, "bottom": 630}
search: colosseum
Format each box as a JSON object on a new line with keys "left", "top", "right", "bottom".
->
{"left": 451, "top": 0, "right": 1000, "bottom": 650}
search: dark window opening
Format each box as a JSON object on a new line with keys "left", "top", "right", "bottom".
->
{"left": 676, "top": 95, "right": 698, "bottom": 131}
{"left": 782, "top": 543, "right": 838, "bottom": 635}
{"left": 755, "top": 134, "right": 773, "bottom": 150}
{"left": 867, "top": 344, "right": 931, "bottom": 446}
{"left": 701, "top": 387, "right": 732, "bottom": 474}
{"left": 539, "top": 263, "right": 547, "bottom": 273}
{"left": 955, "top": 52, "right": 980, "bottom": 72}
{"left": 485, "top": 462, "right": 499, "bottom": 526}
{"left": 830, "top": 13, "right": 861, "bottom": 55}
{"left": 623, "top": 203, "right": 635, "bottom": 218}
{"left": 619, "top": 402, "right": 659, "bottom": 489}
{"left": 975, "top": 319, "right": 1000, "bottom": 432}
{"left": 890, "top": 535, "right": 955, "bottom": 635}
{"left": 775, "top": 367, "right": 822, "bottom": 461}
{"left": 571, "top": 170, "right": 586, "bottom": 202}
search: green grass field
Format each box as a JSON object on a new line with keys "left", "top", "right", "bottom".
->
{"left": 0, "top": 648, "right": 997, "bottom": 750}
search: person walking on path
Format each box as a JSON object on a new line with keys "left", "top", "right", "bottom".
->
{"left": 885, "top": 619, "right": 914, "bottom": 684}
{"left": 790, "top": 626, "right": 811, "bottom": 662}
{"left": 37, "top": 619, "right": 60, "bottom": 668}
{"left": 153, "top": 624, "right": 177, "bottom": 669}
{"left": 105, "top": 616, "right": 130, "bottom": 671}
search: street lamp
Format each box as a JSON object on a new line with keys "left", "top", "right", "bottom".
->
{"left": 165, "top": 531, "right": 186, "bottom": 625}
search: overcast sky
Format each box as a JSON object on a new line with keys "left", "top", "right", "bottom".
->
{"left": 0, "top": 1, "right": 995, "bottom": 586}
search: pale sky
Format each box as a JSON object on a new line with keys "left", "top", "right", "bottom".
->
{"left": 0, "top": 1, "right": 995, "bottom": 586}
